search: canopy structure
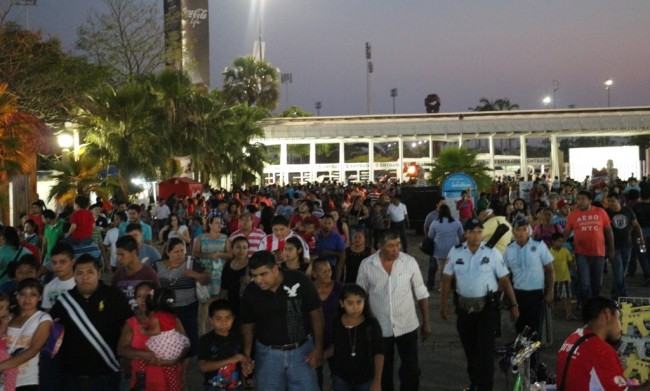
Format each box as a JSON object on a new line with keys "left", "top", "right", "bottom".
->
{"left": 158, "top": 177, "right": 203, "bottom": 200}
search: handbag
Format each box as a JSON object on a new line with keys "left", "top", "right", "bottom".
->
{"left": 419, "top": 237, "right": 434, "bottom": 255}
{"left": 42, "top": 317, "right": 65, "bottom": 358}
{"left": 188, "top": 257, "right": 210, "bottom": 303}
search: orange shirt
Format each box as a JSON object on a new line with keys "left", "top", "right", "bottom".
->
{"left": 566, "top": 206, "right": 610, "bottom": 257}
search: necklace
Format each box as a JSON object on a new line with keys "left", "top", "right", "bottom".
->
{"left": 346, "top": 325, "right": 357, "bottom": 357}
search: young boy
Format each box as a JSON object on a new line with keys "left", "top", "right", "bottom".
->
{"left": 198, "top": 300, "right": 252, "bottom": 391}
{"left": 550, "top": 233, "right": 575, "bottom": 320}
{"left": 42, "top": 242, "right": 76, "bottom": 310}
{"left": 64, "top": 195, "right": 95, "bottom": 246}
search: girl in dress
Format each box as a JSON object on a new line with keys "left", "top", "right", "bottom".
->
{"left": 328, "top": 284, "right": 384, "bottom": 391}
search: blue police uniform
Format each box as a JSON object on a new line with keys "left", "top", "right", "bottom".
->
{"left": 444, "top": 242, "right": 509, "bottom": 391}
{"left": 503, "top": 238, "right": 554, "bottom": 369}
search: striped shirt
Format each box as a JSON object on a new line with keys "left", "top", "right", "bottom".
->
{"left": 230, "top": 228, "right": 267, "bottom": 258}
{"left": 256, "top": 232, "right": 311, "bottom": 260}
{"left": 356, "top": 251, "right": 429, "bottom": 337}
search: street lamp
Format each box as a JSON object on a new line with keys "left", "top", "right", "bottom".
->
{"left": 365, "top": 42, "right": 372, "bottom": 115}
{"left": 552, "top": 80, "right": 559, "bottom": 109}
{"left": 542, "top": 96, "right": 551, "bottom": 109}
{"left": 390, "top": 88, "right": 398, "bottom": 114}
{"left": 281, "top": 73, "right": 292, "bottom": 107}
{"left": 315, "top": 101, "right": 322, "bottom": 116}
{"left": 604, "top": 79, "right": 613, "bottom": 107}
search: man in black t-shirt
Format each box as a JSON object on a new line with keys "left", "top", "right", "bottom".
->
{"left": 631, "top": 190, "right": 650, "bottom": 283}
{"left": 605, "top": 194, "right": 644, "bottom": 298}
{"left": 240, "top": 251, "right": 323, "bottom": 390}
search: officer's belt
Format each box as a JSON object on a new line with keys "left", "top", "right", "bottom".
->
{"left": 456, "top": 294, "right": 486, "bottom": 313}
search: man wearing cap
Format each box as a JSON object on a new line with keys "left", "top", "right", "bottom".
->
{"left": 503, "top": 218, "right": 555, "bottom": 369}
{"left": 552, "top": 199, "right": 571, "bottom": 231}
{"left": 441, "top": 218, "right": 519, "bottom": 391}
{"left": 564, "top": 190, "right": 614, "bottom": 300}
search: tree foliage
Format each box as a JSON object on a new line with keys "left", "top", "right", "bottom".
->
{"left": 470, "top": 98, "right": 519, "bottom": 112}
{"left": 279, "top": 105, "right": 313, "bottom": 118}
{"left": 0, "top": 22, "right": 107, "bottom": 124}
{"left": 428, "top": 146, "right": 492, "bottom": 191}
{"left": 76, "top": 68, "right": 267, "bottom": 191}
{"left": 223, "top": 56, "right": 279, "bottom": 111}
{"left": 76, "top": 0, "right": 167, "bottom": 85}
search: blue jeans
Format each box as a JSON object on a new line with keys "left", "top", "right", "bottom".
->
{"left": 255, "top": 339, "right": 319, "bottom": 391}
{"left": 611, "top": 244, "right": 632, "bottom": 298}
{"left": 382, "top": 329, "right": 420, "bottom": 391}
{"left": 332, "top": 375, "right": 371, "bottom": 391}
{"left": 176, "top": 301, "right": 199, "bottom": 357}
{"left": 575, "top": 254, "right": 605, "bottom": 300}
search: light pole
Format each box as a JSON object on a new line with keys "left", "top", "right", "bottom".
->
{"left": 281, "top": 73, "right": 292, "bottom": 107}
{"left": 390, "top": 88, "right": 398, "bottom": 114}
{"left": 365, "top": 42, "right": 372, "bottom": 115}
{"left": 604, "top": 79, "right": 613, "bottom": 107}
{"left": 315, "top": 101, "right": 322, "bottom": 116}
{"left": 253, "top": 0, "right": 264, "bottom": 61}
{"left": 543, "top": 96, "right": 551, "bottom": 109}
{"left": 552, "top": 80, "right": 559, "bottom": 109}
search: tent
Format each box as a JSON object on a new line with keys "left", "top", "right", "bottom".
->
{"left": 158, "top": 177, "right": 203, "bottom": 200}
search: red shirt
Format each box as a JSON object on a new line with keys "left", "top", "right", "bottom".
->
{"left": 556, "top": 327, "right": 628, "bottom": 391}
{"left": 566, "top": 206, "right": 611, "bottom": 257}
{"left": 70, "top": 209, "right": 95, "bottom": 240}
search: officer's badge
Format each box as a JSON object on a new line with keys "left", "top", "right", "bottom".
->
{"left": 99, "top": 300, "right": 105, "bottom": 312}
{"left": 531, "top": 246, "right": 537, "bottom": 252}
{"left": 481, "top": 257, "right": 489, "bottom": 265}
{"left": 455, "top": 259, "right": 464, "bottom": 265}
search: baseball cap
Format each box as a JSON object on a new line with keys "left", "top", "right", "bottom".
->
{"left": 557, "top": 200, "right": 569, "bottom": 208}
{"left": 512, "top": 218, "right": 529, "bottom": 228}
{"left": 464, "top": 218, "right": 484, "bottom": 231}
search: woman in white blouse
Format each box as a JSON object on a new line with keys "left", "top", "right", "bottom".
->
{"left": 0, "top": 278, "right": 52, "bottom": 390}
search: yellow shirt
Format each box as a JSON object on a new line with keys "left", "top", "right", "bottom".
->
{"left": 551, "top": 247, "right": 573, "bottom": 282}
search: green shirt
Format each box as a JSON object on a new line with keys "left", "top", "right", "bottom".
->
{"left": 44, "top": 220, "right": 64, "bottom": 258}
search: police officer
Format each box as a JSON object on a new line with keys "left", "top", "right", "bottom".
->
{"left": 503, "top": 218, "right": 554, "bottom": 369}
{"left": 441, "top": 218, "right": 519, "bottom": 391}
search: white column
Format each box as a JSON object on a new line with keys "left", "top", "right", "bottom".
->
{"left": 280, "top": 142, "right": 288, "bottom": 184}
{"left": 458, "top": 134, "right": 463, "bottom": 148}
{"left": 519, "top": 135, "right": 527, "bottom": 179}
{"left": 368, "top": 140, "right": 375, "bottom": 182}
{"left": 488, "top": 135, "right": 495, "bottom": 175}
{"left": 398, "top": 138, "right": 404, "bottom": 182}
{"left": 550, "top": 134, "right": 560, "bottom": 180}
{"left": 310, "top": 142, "right": 316, "bottom": 181}
{"left": 339, "top": 141, "right": 345, "bottom": 182}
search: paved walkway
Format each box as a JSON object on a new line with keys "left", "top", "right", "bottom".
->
{"left": 179, "top": 231, "right": 647, "bottom": 390}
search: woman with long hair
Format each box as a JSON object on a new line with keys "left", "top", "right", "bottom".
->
{"left": 191, "top": 216, "right": 229, "bottom": 335}
{"left": 427, "top": 204, "right": 464, "bottom": 290}
{"left": 158, "top": 213, "right": 191, "bottom": 246}
{"left": 281, "top": 236, "right": 311, "bottom": 275}
{"left": 153, "top": 238, "right": 210, "bottom": 364}
{"left": 0, "top": 278, "right": 53, "bottom": 389}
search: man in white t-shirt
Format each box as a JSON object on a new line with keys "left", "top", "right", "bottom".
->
{"left": 42, "top": 242, "right": 76, "bottom": 310}
{"left": 387, "top": 195, "right": 410, "bottom": 253}
{"left": 154, "top": 198, "right": 171, "bottom": 236}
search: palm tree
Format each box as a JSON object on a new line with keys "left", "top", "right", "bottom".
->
{"left": 470, "top": 97, "right": 520, "bottom": 152}
{"left": 47, "top": 150, "right": 120, "bottom": 206}
{"left": 223, "top": 56, "right": 279, "bottom": 111}
{"left": 428, "top": 146, "right": 492, "bottom": 191}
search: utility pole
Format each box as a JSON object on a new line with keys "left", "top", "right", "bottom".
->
{"left": 366, "top": 42, "right": 373, "bottom": 115}
{"left": 390, "top": 88, "right": 398, "bottom": 114}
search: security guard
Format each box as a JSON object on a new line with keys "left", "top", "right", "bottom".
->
{"left": 503, "top": 218, "right": 554, "bottom": 369}
{"left": 441, "top": 218, "right": 519, "bottom": 391}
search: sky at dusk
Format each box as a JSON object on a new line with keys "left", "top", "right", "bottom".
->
{"left": 8, "top": 0, "right": 650, "bottom": 116}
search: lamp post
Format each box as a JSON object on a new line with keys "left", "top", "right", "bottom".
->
{"left": 542, "top": 96, "right": 551, "bottom": 109}
{"left": 604, "top": 79, "right": 613, "bottom": 107}
{"left": 552, "top": 80, "right": 559, "bottom": 109}
{"left": 58, "top": 122, "right": 80, "bottom": 162}
{"left": 315, "top": 101, "right": 322, "bottom": 116}
{"left": 281, "top": 72, "right": 292, "bottom": 107}
{"left": 365, "top": 42, "right": 372, "bottom": 115}
{"left": 390, "top": 88, "right": 398, "bottom": 114}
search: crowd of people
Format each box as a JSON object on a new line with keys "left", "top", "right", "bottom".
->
{"left": 0, "top": 173, "right": 648, "bottom": 390}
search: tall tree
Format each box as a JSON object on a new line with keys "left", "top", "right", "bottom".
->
{"left": 76, "top": 0, "right": 167, "bottom": 85}
{"left": 0, "top": 22, "right": 106, "bottom": 124}
{"left": 223, "top": 56, "right": 279, "bottom": 111}
{"left": 470, "top": 97, "right": 519, "bottom": 112}
{"left": 0, "top": 82, "right": 42, "bottom": 222}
